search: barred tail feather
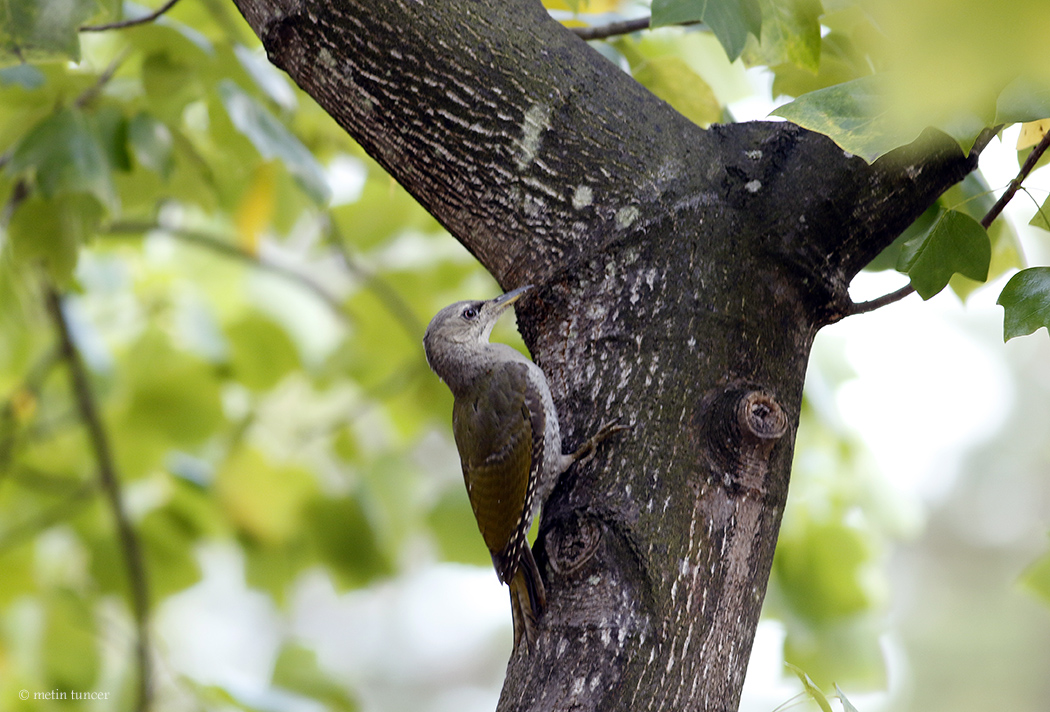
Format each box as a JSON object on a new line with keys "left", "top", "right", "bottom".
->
{"left": 509, "top": 545, "right": 546, "bottom": 652}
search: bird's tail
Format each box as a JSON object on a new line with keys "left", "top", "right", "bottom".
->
{"left": 509, "top": 545, "right": 547, "bottom": 653}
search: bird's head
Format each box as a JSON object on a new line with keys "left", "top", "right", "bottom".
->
{"left": 423, "top": 285, "right": 533, "bottom": 368}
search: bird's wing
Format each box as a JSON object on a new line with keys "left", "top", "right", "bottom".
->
{"left": 453, "top": 361, "right": 546, "bottom": 582}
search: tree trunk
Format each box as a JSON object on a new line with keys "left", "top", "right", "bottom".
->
{"left": 230, "top": 0, "right": 983, "bottom": 708}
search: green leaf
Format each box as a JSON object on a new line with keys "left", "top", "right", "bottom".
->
{"left": 94, "top": 105, "right": 132, "bottom": 172}
{"left": 124, "top": 338, "right": 225, "bottom": 445}
{"left": 752, "top": 0, "right": 822, "bottom": 73}
{"left": 128, "top": 113, "right": 175, "bottom": 179}
{"left": 0, "top": 0, "right": 98, "bottom": 64}
{"left": 632, "top": 56, "right": 721, "bottom": 127}
{"left": 273, "top": 644, "right": 358, "bottom": 711}
{"left": 870, "top": 172, "right": 1019, "bottom": 290}
{"left": 243, "top": 538, "right": 314, "bottom": 604}
{"left": 139, "top": 491, "right": 206, "bottom": 603}
{"left": 786, "top": 663, "right": 834, "bottom": 712}
{"left": 44, "top": 590, "right": 100, "bottom": 690}
{"left": 218, "top": 80, "right": 330, "bottom": 205}
{"left": 142, "top": 51, "right": 201, "bottom": 121}
{"left": 897, "top": 209, "right": 990, "bottom": 300}
{"left": 651, "top": 0, "right": 762, "bottom": 61}
{"left": 0, "top": 63, "right": 45, "bottom": 89}
{"left": 0, "top": 545, "right": 35, "bottom": 608}
{"left": 7, "top": 192, "right": 103, "bottom": 285}
{"left": 306, "top": 495, "right": 392, "bottom": 588}
{"left": 774, "top": 70, "right": 997, "bottom": 161}
{"left": 8, "top": 108, "right": 118, "bottom": 208}
{"left": 942, "top": 172, "right": 1022, "bottom": 300}
{"left": 865, "top": 205, "right": 937, "bottom": 273}
{"left": 994, "top": 76, "right": 1050, "bottom": 125}
{"left": 996, "top": 267, "right": 1050, "bottom": 340}
{"left": 1021, "top": 547, "right": 1050, "bottom": 609}
{"left": 217, "top": 448, "right": 318, "bottom": 544}
{"left": 111, "top": 330, "right": 226, "bottom": 477}
{"left": 771, "top": 32, "right": 871, "bottom": 99}
{"left": 772, "top": 76, "right": 916, "bottom": 162}
{"left": 226, "top": 312, "right": 301, "bottom": 390}
{"left": 775, "top": 520, "right": 872, "bottom": 621}
{"left": 1030, "top": 194, "right": 1050, "bottom": 232}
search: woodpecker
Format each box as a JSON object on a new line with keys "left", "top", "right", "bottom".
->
{"left": 423, "top": 284, "right": 625, "bottom": 652}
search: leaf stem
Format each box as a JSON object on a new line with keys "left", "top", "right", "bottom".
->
{"left": 1019, "top": 185, "right": 1050, "bottom": 229}
{"left": 80, "top": 0, "right": 183, "bottom": 32}
{"left": 44, "top": 284, "right": 152, "bottom": 712}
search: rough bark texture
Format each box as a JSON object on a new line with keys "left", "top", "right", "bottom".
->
{"left": 230, "top": 0, "right": 983, "bottom": 709}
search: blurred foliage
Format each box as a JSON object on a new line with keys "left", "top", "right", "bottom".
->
{"left": 770, "top": 386, "right": 905, "bottom": 689}
{"left": 0, "top": 0, "right": 493, "bottom": 708}
{"left": 1, "top": 0, "right": 1050, "bottom": 710}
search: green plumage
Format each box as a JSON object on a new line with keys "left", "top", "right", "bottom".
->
{"left": 452, "top": 362, "right": 536, "bottom": 582}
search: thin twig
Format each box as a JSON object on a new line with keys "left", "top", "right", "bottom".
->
{"left": 103, "top": 222, "right": 351, "bottom": 326}
{"left": 572, "top": 17, "right": 650, "bottom": 41}
{"left": 75, "top": 51, "right": 129, "bottom": 108}
{"left": 849, "top": 283, "right": 915, "bottom": 315}
{"left": 324, "top": 218, "right": 423, "bottom": 340}
{"left": 44, "top": 284, "right": 152, "bottom": 712}
{"left": 980, "top": 127, "right": 1050, "bottom": 229}
{"left": 80, "top": 0, "right": 183, "bottom": 32}
{"left": 850, "top": 126, "right": 1050, "bottom": 316}
{"left": 570, "top": 15, "right": 700, "bottom": 41}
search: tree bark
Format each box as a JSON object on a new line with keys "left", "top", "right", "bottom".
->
{"left": 230, "top": 0, "right": 983, "bottom": 709}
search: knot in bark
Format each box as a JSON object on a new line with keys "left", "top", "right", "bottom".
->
{"left": 697, "top": 382, "right": 788, "bottom": 496}
{"left": 546, "top": 512, "right": 603, "bottom": 576}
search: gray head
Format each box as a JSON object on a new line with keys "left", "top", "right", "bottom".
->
{"left": 423, "top": 285, "right": 533, "bottom": 380}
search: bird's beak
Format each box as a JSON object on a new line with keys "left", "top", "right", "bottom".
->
{"left": 492, "top": 284, "right": 533, "bottom": 310}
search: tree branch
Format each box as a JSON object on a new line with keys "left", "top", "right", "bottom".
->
{"left": 80, "top": 0, "right": 183, "bottom": 32}
{"left": 981, "top": 127, "right": 1050, "bottom": 229}
{"left": 570, "top": 15, "right": 703, "bottom": 41}
{"left": 44, "top": 284, "right": 152, "bottom": 712}
{"left": 848, "top": 127, "right": 1050, "bottom": 316}
{"left": 849, "top": 283, "right": 915, "bottom": 315}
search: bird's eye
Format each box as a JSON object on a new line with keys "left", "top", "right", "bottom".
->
{"left": 462, "top": 306, "right": 479, "bottom": 320}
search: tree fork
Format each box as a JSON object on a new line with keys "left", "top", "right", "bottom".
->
{"left": 230, "top": 0, "right": 988, "bottom": 709}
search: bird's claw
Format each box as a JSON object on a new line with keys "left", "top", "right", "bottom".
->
{"left": 573, "top": 419, "right": 631, "bottom": 466}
